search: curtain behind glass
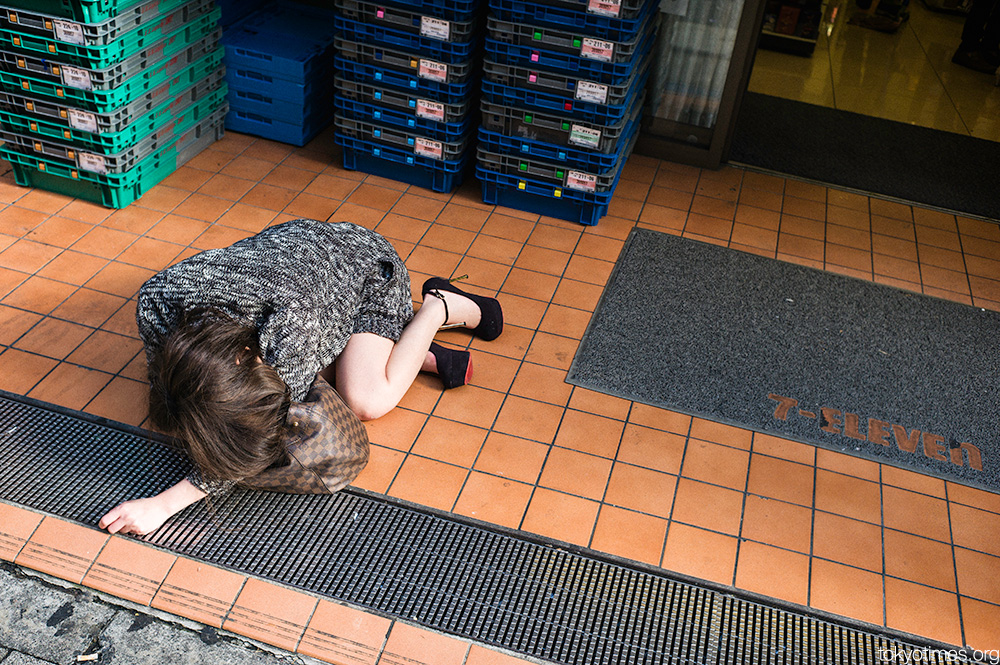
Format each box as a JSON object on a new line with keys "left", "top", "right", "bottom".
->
{"left": 649, "top": 0, "right": 746, "bottom": 140}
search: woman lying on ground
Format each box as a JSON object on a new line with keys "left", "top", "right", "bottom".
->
{"left": 98, "top": 219, "right": 502, "bottom": 536}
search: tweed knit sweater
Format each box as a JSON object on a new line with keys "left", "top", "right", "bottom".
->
{"left": 136, "top": 220, "right": 412, "bottom": 495}
{"left": 136, "top": 219, "right": 413, "bottom": 403}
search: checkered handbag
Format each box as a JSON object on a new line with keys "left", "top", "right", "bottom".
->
{"left": 242, "top": 377, "right": 369, "bottom": 494}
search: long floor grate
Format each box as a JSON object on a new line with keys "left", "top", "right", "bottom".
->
{"left": 0, "top": 392, "right": 983, "bottom": 665}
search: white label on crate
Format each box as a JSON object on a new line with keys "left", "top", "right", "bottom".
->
{"left": 61, "top": 65, "right": 93, "bottom": 90}
{"left": 418, "top": 58, "right": 448, "bottom": 82}
{"left": 420, "top": 16, "right": 451, "bottom": 40}
{"left": 566, "top": 170, "right": 597, "bottom": 192}
{"left": 581, "top": 37, "right": 615, "bottom": 62}
{"left": 415, "top": 99, "right": 445, "bottom": 122}
{"left": 52, "top": 19, "right": 85, "bottom": 45}
{"left": 568, "top": 124, "right": 602, "bottom": 149}
{"left": 414, "top": 137, "right": 444, "bottom": 160}
{"left": 67, "top": 108, "right": 99, "bottom": 133}
{"left": 78, "top": 152, "right": 107, "bottom": 174}
{"left": 576, "top": 80, "right": 609, "bottom": 104}
{"left": 587, "top": 0, "right": 622, "bottom": 16}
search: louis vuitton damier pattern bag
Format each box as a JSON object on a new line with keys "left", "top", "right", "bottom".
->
{"left": 243, "top": 377, "right": 369, "bottom": 494}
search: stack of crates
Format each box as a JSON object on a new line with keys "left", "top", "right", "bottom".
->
{"left": 221, "top": 3, "right": 339, "bottom": 146}
{"left": 477, "top": 0, "right": 658, "bottom": 225}
{"left": 0, "top": 0, "right": 227, "bottom": 208}
{"left": 332, "top": 0, "right": 485, "bottom": 193}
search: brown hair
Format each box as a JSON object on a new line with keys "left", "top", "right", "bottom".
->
{"left": 147, "top": 309, "right": 290, "bottom": 482}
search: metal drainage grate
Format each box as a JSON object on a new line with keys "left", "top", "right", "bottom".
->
{"left": 0, "top": 392, "right": 981, "bottom": 665}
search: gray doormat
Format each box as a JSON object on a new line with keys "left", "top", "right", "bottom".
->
{"left": 568, "top": 229, "right": 1000, "bottom": 492}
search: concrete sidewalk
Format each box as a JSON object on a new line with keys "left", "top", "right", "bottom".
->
{"left": 0, "top": 561, "right": 315, "bottom": 665}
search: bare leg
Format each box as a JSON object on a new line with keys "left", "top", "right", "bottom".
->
{"left": 334, "top": 293, "right": 481, "bottom": 420}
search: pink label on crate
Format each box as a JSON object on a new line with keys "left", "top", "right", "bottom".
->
{"left": 528, "top": 73, "right": 537, "bottom": 83}
{"left": 566, "top": 170, "right": 597, "bottom": 192}
{"left": 587, "top": 0, "right": 622, "bottom": 16}
{"left": 414, "top": 137, "right": 443, "bottom": 160}
{"left": 530, "top": 51, "right": 540, "bottom": 62}
{"left": 418, "top": 58, "right": 448, "bottom": 82}
{"left": 377, "top": 8, "right": 385, "bottom": 18}
{"left": 580, "top": 37, "right": 615, "bottom": 62}
{"left": 415, "top": 99, "right": 445, "bottom": 122}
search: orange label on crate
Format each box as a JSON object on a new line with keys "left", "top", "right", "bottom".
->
{"left": 418, "top": 58, "right": 448, "bottom": 82}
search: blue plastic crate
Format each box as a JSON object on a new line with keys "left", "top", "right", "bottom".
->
{"left": 486, "top": 13, "right": 656, "bottom": 63}
{"left": 334, "top": 0, "right": 481, "bottom": 43}
{"left": 348, "top": 0, "right": 481, "bottom": 22}
{"left": 477, "top": 162, "right": 620, "bottom": 225}
{"left": 336, "top": 133, "right": 469, "bottom": 192}
{"left": 225, "top": 59, "right": 335, "bottom": 106}
{"left": 215, "top": 0, "right": 269, "bottom": 27}
{"left": 522, "top": 0, "right": 651, "bottom": 21}
{"left": 334, "top": 95, "right": 473, "bottom": 142}
{"left": 334, "top": 115, "right": 471, "bottom": 161}
{"left": 484, "top": 33, "right": 653, "bottom": 84}
{"left": 481, "top": 65, "right": 649, "bottom": 123}
{"left": 477, "top": 125, "right": 637, "bottom": 172}
{"left": 335, "top": 76, "right": 473, "bottom": 124}
{"left": 334, "top": 16, "right": 478, "bottom": 64}
{"left": 476, "top": 124, "right": 637, "bottom": 191}
{"left": 335, "top": 54, "right": 477, "bottom": 103}
{"left": 224, "top": 106, "right": 334, "bottom": 146}
{"left": 222, "top": 3, "right": 339, "bottom": 81}
{"left": 228, "top": 85, "right": 334, "bottom": 125}
{"left": 491, "top": 0, "right": 657, "bottom": 42}
{"left": 480, "top": 93, "right": 642, "bottom": 153}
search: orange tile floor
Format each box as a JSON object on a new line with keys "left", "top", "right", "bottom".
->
{"left": 2, "top": 127, "right": 1000, "bottom": 662}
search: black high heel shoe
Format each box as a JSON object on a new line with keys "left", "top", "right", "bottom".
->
{"left": 429, "top": 342, "right": 472, "bottom": 389}
{"left": 422, "top": 276, "right": 503, "bottom": 341}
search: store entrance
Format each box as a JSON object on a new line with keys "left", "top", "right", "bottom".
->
{"left": 746, "top": 0, "right": 1000, "bottom": 142}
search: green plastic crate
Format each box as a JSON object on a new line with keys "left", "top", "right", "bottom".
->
{"left": 0, "top": 0, "right": 216, "bottom": 68}
{"left": 2, "top": 0, "right": 149, "bottom": 24}
{"left": 0, "top": 40, "right": 223, "bottom": 112}
{"left": 0, "top": 14, "right": 220, "bottom": 88}
{"left": 0, "top": 84, "right": 226, "bottom": 163}
{"left": 0, "top": 64, "right": 223, "bottom": 138}
{"left": 4, "top": 105, "right": 225, "bottom": 207}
